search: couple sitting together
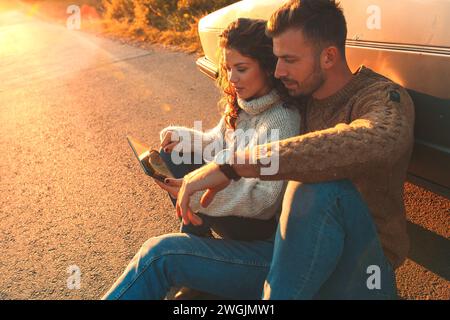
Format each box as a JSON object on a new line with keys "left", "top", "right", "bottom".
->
{"left": 103, "top": 0, "right": 415, "bottom": 300}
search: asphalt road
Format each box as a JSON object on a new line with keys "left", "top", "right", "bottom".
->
{"left": 0, "top": 10, "right": 448, "bottom": 300}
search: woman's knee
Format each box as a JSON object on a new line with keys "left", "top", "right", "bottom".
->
{"left": 159, "top": 149, "right": 203, "bottom": 178}
{"left": 139, "top": 233, "right": 187, "bottom": 260}
{"left": 159, "top": 147, "right": 173, "bottom": 165}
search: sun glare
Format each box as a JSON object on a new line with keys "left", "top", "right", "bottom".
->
{"left": 25, "top": 3, "right": 40, "bottom": 17}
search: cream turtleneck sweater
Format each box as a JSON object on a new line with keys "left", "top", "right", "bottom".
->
{"left": 160, "top": 89, "right": 300, "bottom": 219}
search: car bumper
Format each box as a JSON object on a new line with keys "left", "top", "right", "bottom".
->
{"left": 196, "top": 56, "right": 218, "bottom": 80}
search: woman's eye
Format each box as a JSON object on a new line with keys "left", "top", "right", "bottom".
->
{"left": 237, "top": 68, "right": 247, "bottom": 73}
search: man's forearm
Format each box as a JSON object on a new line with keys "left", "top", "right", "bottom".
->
{"left": 231, "top": 98, "right": 414, "bottom": 184}
{"left": 231, "top": 149, "right": 261, "bottom": 178}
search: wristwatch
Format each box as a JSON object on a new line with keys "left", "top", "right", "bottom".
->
{"left": 218, "top": 163, "right": 241, "bottom": 181}
{"left": 214, "top": 150, "right": 241, "bottom": 181}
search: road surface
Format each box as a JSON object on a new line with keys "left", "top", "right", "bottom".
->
{"left": 0, "top": 9, "right": 448, "bottom": 300}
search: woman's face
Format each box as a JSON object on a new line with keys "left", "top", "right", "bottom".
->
{"left": 223, "top": 48, "right": 272, "bottom": 100}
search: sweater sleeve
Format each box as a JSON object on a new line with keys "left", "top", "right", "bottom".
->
{"left": 256, "top": 83, "right": 415, "bottom": 183}
{"left": 159, "top": 117, "right": 226, "bottom": 154}
{"left": 189, "top": 106, "right": 301, "bottom": 218}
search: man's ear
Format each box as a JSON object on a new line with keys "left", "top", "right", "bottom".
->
{"left": 320, "top": 46, "right": 339, "bottom": 70}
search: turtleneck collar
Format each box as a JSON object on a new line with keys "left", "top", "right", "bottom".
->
{"left": 237, "top": 89, "right": 281, "bottom": 116}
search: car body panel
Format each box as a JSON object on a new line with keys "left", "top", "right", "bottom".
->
{"left": 196, "top": 0, "right": 450, "bottom": 198}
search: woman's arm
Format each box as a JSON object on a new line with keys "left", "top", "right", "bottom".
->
{"left": 159, "top": 117, "right": 226, "bottom": 154}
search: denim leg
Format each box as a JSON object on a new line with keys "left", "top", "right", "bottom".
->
{"left": 102, "top": 233, "right": 274, "bottom": 300}
{"left": 263, "top": 180, "right": 397, "bottom": 300}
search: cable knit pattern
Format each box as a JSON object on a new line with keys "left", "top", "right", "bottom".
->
{"left": 256, "top": 66, "right": 415, "bottom": 268}
{"left": 160, "top": 90, "right": 300, "bottom": 220}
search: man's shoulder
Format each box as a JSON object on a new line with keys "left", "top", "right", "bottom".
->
{"left": 351, "top": 66, "right": 414, "bottom": 114}
{"left": 355, "top": 66, "right": 410, "bottom": 97}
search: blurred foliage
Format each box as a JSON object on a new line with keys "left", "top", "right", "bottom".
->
{"left": 99, "top": 0, "right": 239, "bottom": 52}
{"left": 102, "top": 0, "right": 238, "bottom": 31}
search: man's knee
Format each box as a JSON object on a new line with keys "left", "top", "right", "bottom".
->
{"left": 281, "top": 180, "right": 356, "bottom": 216}
{"left": 285, "top": 179, "right": 355, "bottom": 201}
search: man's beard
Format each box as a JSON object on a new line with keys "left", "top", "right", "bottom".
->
{"left": 283, "top": 59, "right": 325, "bottom": 97}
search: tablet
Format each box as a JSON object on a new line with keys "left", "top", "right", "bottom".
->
{"left": 126, "top": 136, "right": 173, "bottom": 182}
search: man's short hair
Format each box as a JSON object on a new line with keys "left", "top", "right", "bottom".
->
{"left": 267, "top": 0, "right": 347, "bottom": 56}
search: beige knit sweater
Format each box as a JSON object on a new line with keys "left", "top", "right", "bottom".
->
{"left": 255, "top": 66, "right": 415, "bottom": 268}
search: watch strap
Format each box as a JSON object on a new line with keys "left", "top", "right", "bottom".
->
{"left": 218, "top": 163, "right": 241, "bottom": 181}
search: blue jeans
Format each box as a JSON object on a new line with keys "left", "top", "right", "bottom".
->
{"left": 102, "top": 157, "right": 397, "bottom": 299}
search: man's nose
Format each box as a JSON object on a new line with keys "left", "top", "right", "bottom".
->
{"left": 274, "top": 59, "right": 287, "bottom": 79}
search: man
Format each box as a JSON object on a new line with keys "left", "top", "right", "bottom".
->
{"left": 103, "top": 0, "right": 414, "bottom": 300}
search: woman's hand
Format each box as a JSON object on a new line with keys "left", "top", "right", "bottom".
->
{"left": 155, "top": 177, "right": 204, "bottom": 226}
{"left": 160, "top": 130, "right": 179, "bottom": 153}
{"left": 153, "top": 178, "right": 180, "bottom": 199}
{"left": 165, "top": 162, "right": 231, "bottom": 226}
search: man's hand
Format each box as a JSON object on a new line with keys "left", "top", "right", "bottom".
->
{"left": 153, "top": 177, "right": 196, "bottom": 224}
{"left": 165, "top": 162, "right": 231, "bottom": 226}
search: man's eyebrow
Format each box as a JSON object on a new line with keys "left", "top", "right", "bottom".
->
{"left": 276, "top": 54, "right": 299, "bottom": 59}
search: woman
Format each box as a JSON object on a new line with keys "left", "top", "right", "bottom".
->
{"left": 103, "top": 18, "right": 300, "bottom": 300}
{"left": 156, "top": 17, "right": 300, "bottom": 241}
